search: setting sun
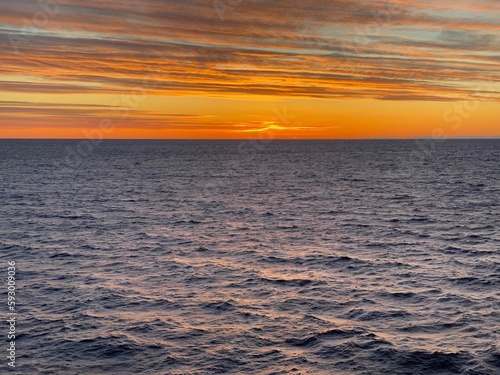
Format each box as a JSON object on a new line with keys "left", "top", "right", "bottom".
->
{"left": 0, "top": 0, "right": 498, "bottom": 139}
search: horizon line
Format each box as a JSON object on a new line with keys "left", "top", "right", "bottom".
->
{"left": 1, "top": 137, "right": 499, "bottom": 141}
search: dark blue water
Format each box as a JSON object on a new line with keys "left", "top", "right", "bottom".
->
{"left": 1, "top": 140, "right": 499, "bottom": 374}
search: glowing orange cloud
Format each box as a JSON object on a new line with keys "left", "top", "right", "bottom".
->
{"left": 0, "top": 0, "right": 498, "bottom": 138}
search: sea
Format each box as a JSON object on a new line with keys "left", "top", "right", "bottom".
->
{"left": 1, "top": 139, "right": 499, "bottom": 374}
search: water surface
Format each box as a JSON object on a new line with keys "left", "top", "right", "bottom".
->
{"left": 1, "top": 140, "right": 499, "bottom": 374}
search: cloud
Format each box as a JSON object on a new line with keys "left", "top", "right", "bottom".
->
{"left": 0, "top": 0, "right": 498, "bottom": 132}
{"left": 0, "top": 100, "right": 220, "bottom": 130}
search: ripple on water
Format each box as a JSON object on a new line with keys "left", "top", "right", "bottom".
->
{"left": 2, "top": 140, "right": 499, "bottom": 374}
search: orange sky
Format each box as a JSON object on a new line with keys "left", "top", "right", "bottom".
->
{"left": 0, "top": 0, "right": 498, "bottom": 139}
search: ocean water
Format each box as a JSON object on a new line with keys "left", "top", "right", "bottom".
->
{"left": 1, "top": 139, "right": 499, "bottom": 375}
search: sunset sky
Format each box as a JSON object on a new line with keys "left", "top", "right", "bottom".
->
{"left": 0, "top": 0, "right": 498, "bottom": 139}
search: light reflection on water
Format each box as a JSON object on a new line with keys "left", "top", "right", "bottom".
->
{"left": 1, "top": 140, "right": 499, "bottom": 374}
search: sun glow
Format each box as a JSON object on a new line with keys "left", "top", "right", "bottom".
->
{"left": 0, "top": 0, "right": 498, "bottom": 139}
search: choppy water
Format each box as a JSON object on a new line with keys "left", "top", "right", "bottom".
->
{"left": 1, "top": 139, "right": 499, "bottom": 374}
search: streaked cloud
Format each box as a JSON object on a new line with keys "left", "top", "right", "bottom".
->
{"left": 0, "top": 0, "right": 498, "bottom": 137}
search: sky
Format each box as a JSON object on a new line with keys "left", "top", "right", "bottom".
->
{"left": 0, "top": 0, "right": 498, "bottom": 139}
